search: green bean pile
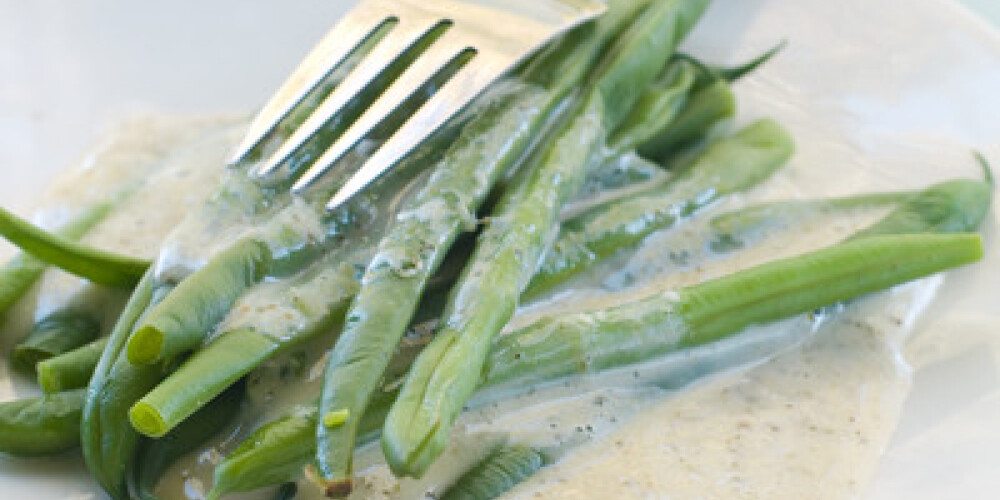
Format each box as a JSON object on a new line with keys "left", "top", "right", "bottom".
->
{"left": 0, "top": 0, "right": 993, "bottom": 499}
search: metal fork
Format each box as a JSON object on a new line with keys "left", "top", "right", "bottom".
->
{"left": 228, "top": 0, "right": 606, "bottom": 211}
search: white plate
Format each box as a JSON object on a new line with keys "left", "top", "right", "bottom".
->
{"left": 2, "top": 0, "right": 1000, "bottom": 498}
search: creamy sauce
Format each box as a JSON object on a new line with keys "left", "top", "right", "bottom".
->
{"left": 0, "top": 115, "right": 245, "bottom": 346}
{"left": 0, "top": 112, "right": 974, "bottom": 500}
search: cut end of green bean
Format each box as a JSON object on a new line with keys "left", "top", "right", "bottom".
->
{"left": 127, "top": 325, "right": 165, "bottom": 365}
{"left": 37, "top": 365, "right": 62, "bottom": 394}
{"left": 322, "top": 410, "right": 350, "bottom": 430}
{"left": 129, "top": 402, "right": 170, "bottom": 438}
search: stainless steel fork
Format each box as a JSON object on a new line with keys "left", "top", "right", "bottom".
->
{"left": 228, "top": 0, "right": 605, "bottom": 211}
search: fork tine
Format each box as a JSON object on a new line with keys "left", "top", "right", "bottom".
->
{"left": 228, "top": 1, "right": 391, "bottom": 166}
{"left": 323, "top": 56, "right": 507, "bottom": 210}
{"left": 255, "top": 15, "right": 445, "bottom": 179}
{"left": 291, "top": 32, "right": 481, "bottom": 194}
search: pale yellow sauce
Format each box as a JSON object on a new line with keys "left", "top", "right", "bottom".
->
{"left": 0, "top": 114, "right": 954, "bottom": 500}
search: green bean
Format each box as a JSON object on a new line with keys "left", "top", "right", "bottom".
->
{"left": 81, "top": 270, "right": 157, "bottom": 499}
{"left": 607, "top": 59, "right": 697, "bottom": 152}
{"left": 207, "top": 388, "right": 397, "bottom": 500}
{"left": 637, "top": 80, "right": 736, "bottom": 163}
{"left": 208, "top": 409, "right": 313, "bottom": 500}
{"left": 129, "top": 260, "right": 358, "bottom": 438}
{"left": 635, "top": 45, "right": 785, "bottom": 170}
{"left": 37, "top": 337, "right": 109, "bottom": 394}
{"left": 126, "top": 238, "right": 270, "bottom": 365}
{"left": 0, "top": 388, "right": 86, "bottom": 456}
{"left": 313, "top": 1, "right": 655, "bottom": 493}
{"left": 10, "top": 310, "right": 101, "bottom": 373}
{"left": 382, "top": 0, "right": 712, "bottom": 481}
{"left": 130, "top": 383, "right": 243, "bottom": 500}
{"left": 127, "top": 217, "right": 454, "bottom": 441}
{"left": 525, "top": 118, "right": 793, "bottom": 298}
{"left": 485, "top": 233, "right": 982, "bottom": 386}
{"left": 0, "top": 202, "right": 114, "bottom": 317}
{"left": 0, "top": 205, "right": 149, "bottom": 287}
{"left": 440, "top": 445, "right": 547, "bottom": 500}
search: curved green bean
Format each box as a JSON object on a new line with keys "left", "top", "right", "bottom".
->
{"left": 0, "top": 205, "right": 149, "bottom": 287}
{"left": 0, "top": 202, "right": 114, "bottom": 318}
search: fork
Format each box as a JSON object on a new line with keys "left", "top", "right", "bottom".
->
{"left": 228, "top": 0, "right": 606, "bottom": 211}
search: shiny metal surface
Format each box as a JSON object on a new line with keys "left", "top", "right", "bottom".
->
{"left": 232, "top": 0, "right": 605, "bottom": 210}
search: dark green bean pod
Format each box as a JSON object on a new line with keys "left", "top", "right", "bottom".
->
{"left": 440, "top": 445, "right": 547, "bottom": 500}
{"left": 11, "top": 310, "right": 101, "bottom": 373}
{"left": 0, "top": 205, "right": 149, "bottom": 287}
{"left": 0, "top": 388, "right": 86, "bottom": 456}
{"left": 37, "top": 337, "right": 109, "bottom": 394}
